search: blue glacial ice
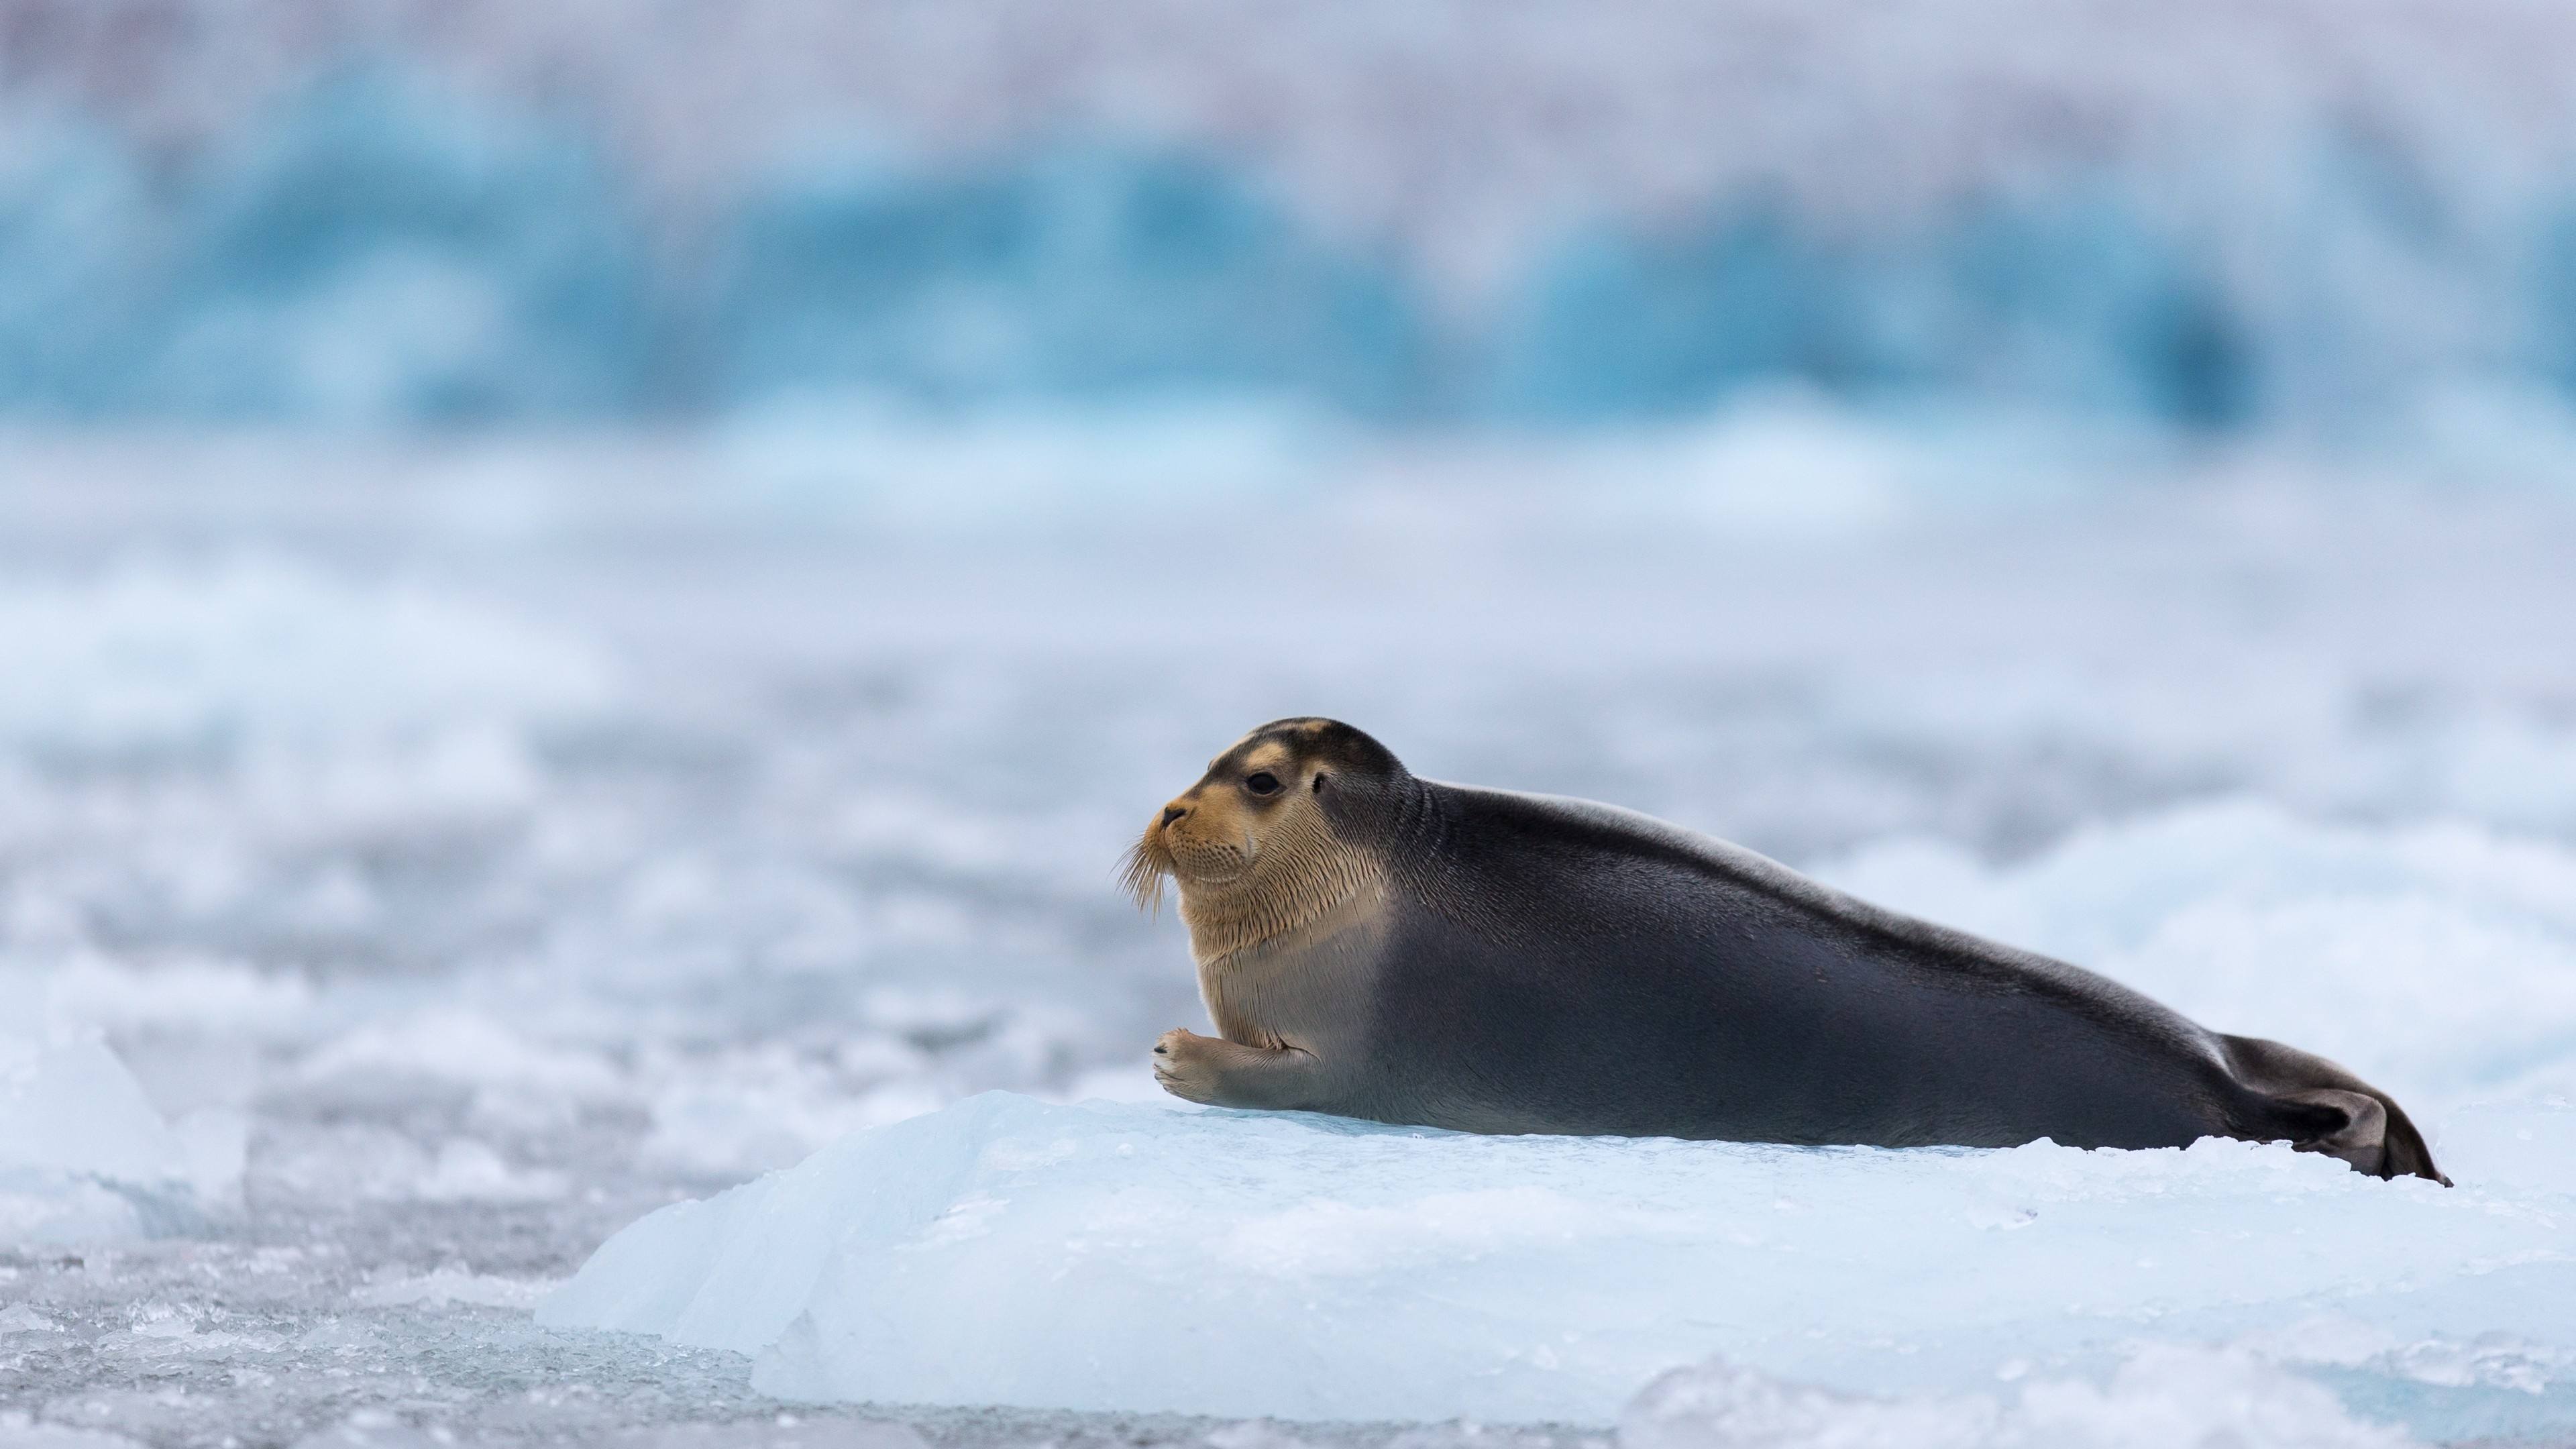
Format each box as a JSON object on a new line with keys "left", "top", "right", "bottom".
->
{"left": 539, "top": 1089, "right": 2576, "bottom": 1438}
{"left": 13, "top": 45, "right": 2576, "bottom": 431}
{"left": 0, "top": 126, "right": 164, "bottom": 418}
{"left": 1486, "top": 191, "right": 2251, "bottom": 428}
{"left": 0, "top": 68, "right": 652, "bottom": 423}
{"left": 138, "top": 68, "right": 654, "bottom": 423}
{"left": 714, "top": 148, "right": 1426, "bottom": 418}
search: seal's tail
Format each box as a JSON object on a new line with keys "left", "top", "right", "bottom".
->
{"left": 2220, "top": 1034, "right": 2449, "bottom": 1185}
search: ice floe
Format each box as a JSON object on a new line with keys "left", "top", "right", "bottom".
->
{"left": 539, "top": 1091, "right": 2576, "bottom": 1438}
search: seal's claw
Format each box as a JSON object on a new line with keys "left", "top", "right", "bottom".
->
{"left": 1152, "top": 1028, "right": 1223, "bottom": 1103}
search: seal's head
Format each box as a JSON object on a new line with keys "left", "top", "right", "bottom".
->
{"left": 1123, "top": 718, "right": 1406, "bottom": 959}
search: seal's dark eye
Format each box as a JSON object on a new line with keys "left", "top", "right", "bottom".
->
{"left": 1245, "top": 772, "right": 1282, "bottom": 796}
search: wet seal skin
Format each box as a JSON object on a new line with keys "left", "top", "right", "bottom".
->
{"left": 1125, "top": 718, "right": 2447, "bottom": 1183}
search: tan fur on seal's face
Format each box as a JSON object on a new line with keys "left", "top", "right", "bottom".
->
{"left": 1122, "top": 727, "right": 1379, "bottom": 965}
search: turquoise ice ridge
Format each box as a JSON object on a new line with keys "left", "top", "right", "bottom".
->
{"left": 539, "top": 1090, "right": 2576, "bottom": 1442}
{"left": 13, "top": 66, "right": 2576, "bottom": 429}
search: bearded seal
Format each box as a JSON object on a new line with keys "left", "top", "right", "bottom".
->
{"left": 1123, "top": 718, "right": 2446, "bottom": 1183}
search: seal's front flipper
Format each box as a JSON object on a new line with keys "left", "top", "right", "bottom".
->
{"left": 1152, "top": 1028, "right": 1325, "bottom": 1111}
{"left": 2222, "top": 1034, "right": 2449, "bottom": 1185}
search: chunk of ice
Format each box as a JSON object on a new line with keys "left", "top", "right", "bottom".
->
{"left": 539, "top": 1092, "right": 2576, "bottom": 1432}
{"left": 0, "top": 1040, "right": 190, "bottom": 1185}
{"left": 0, "top": 1029, "right": 237, "bottom": 1245}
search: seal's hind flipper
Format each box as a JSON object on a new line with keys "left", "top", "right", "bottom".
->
{"left": 2220, "top": 1034, "right": 2450, "bottom": 1185}
{"left": 2277, "top": 1087, "right": 2389, "bottom": 1173}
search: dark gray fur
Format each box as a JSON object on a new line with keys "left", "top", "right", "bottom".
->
{"left": 1175, "top": 720, "right": 2447, "bottom": 1184}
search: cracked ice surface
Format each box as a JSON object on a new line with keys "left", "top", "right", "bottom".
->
{"left": 6, "top": 421, "right": 2576, "bottom": 1445}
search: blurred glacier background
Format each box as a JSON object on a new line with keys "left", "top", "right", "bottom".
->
{"left": 15, "top": 0, "right": 2576, "bottom": 433}
{"left": 7, "top": 3, "right": 2576, "bottom": 1446}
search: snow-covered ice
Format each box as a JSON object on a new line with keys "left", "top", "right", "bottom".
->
{"left": 5, "top": 419, "right": 2576, "bottom": 1444}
